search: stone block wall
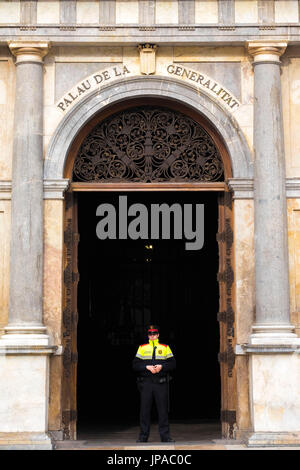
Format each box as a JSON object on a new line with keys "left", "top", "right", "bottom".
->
{"left": 0, "top": 1, "right": 300, "bottom": 26}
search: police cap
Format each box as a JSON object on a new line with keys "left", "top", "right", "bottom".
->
{"left": 147, "top": 324, "right": 159, "bottom": 335}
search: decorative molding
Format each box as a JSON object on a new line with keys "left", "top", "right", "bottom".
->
{"left": 218, "top": 26, "right": 236, "bottom": 31}
{"left": 0, "top": 345, "right": 57, "bottom": 355}
{"left": 258, "top": 25, "right": 276, "bottom": 30}
{"left": 59, "top": 26, "right": 77, "bottom": 32}
{"left": 178, "top": 26, "right": 195, "bottom": 31}
{"left": 0, "top": 325, "right": 56, "bottom": 352}
{"left": 0, "top": 180, "right": 70, "bottom": 200}
{"left": 43, "top": 178, "right": 70, "bottom": 199}
{"left": 0, "top": 25, "right": 297, "bottom": 47}
{"left": 286, "top": 178, "right": 300, "bottom": 198}
{"left": 138, "top": 26, "right": 156, "bottom": 31}
{"left": 229, "top": 178, "right": 300, "bottom": 199}
{"left": 19, "top": 25, "right": 36, "bottom": 31}
{"left": 98, "top": 26, "right": 116, "bottom": 31}
{"left": 2, "top": 178, "right": 300, "bottom": 200}
{"left": 73, "top": 106, "right": 224, "bottom": 183}
{"left": 44, "top": 76, "right": 252, "bottom": 180}
{"left": 236, "top": 343, "right": 300, "bottom": 354}
{"left": 227, "top": 178, "right": 254, "bottom": 199}
{"left": 0, "top": 181, "right": 12, "bottom": 200}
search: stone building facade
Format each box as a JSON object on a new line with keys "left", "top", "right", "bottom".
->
{"left": 0, "top": 0, "right": 300, "bottom": 449}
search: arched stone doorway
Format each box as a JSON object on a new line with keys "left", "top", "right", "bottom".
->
{"left": 60, "top": 96, "right": 238, "bottom": 441}
{"left": 44, "top": 76, "right": 253, "bottom": 181}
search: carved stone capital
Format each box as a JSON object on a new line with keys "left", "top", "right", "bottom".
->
{"left": 8, "top": 41, "right": 50, "bottom": 65}
{"left": 138, "top": 43, "right": 157, "bottom": 75}
{"left": 227, "top": 178, "right": 254, "bottom": 199}
{"left": 247, "top": 40, "right": 288, "bottom": 65}
{"left": 43, "top": 178, "right": 70, "bottom": 200}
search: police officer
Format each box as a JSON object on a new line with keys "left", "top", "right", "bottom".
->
{"left": 132, "top": 325, "right": 176, "bottom": 443}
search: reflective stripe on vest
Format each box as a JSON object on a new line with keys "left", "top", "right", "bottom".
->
{"left": 135, "top": 339, "right": 174, "bottom": 360}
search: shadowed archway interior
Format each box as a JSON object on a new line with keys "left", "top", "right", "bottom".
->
{"left": 76, "top": 191, "right": 221, "bottom": 432}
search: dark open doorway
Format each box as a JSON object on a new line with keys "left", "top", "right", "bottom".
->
{"left": 76, "top": 191, "right": 221, "bottom": 434}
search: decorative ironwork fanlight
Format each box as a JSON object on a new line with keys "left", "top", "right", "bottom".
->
{"left": 72, "top": 106, "right": 224, "bottom": 182}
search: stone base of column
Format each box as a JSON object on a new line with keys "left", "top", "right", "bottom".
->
{"left": 247, "top": 432, "right": 300, "bottom": 447}
{"left": 0, "top": 433, "right": 53, "bottom": 450}
{"left": 0, "top": 325, "right": 56, "bottom": 449}
{"left": 0, "top": 325, "right": 51, "bottom": 346}
{"left": 246, "top": 347, "right": 300, "bottom": 447}
{"left": 250, "top": 323, "right": 300, "bottom": 346}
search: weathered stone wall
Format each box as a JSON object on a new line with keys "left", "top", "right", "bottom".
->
{"left": 0, "top": 47, "right": 14, "bottom": 335}
{"left": 1, "top": 1, "right": 300, "bottom": 26}
{"left": 0, "top": 48, "right": 14, "bottom": 180}
{"left": 43, "top": 199, "right": 64, "bottom": 432}
{"left": 43, "top": 45, "right": 251, "bottom": 153}
{"left": 1, "top": 0, "right": 300, "bottom": 443}
{"left": 288, "top": 198, "right": 300, "bottom": 339}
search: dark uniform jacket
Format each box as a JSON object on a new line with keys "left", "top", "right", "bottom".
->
{"left": 132, "top": 338, "right": 176, "bottom": 379}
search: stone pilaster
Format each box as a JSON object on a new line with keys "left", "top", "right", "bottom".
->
{"left": 248, "top": 41, "right": 298, "bottom": 345}
{"left": 0, "top": 41, "right": 54, "bottom": 449}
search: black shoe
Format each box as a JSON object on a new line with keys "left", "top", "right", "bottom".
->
{"left": 161, "top": 437, "right": 175, "bottom": 443}
{"left": 136, "top": 438, "right": 148, "bottom": 443}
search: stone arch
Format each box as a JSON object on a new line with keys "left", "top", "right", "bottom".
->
{"left": 44, "top": 76, "right": 253, "bottom": 181}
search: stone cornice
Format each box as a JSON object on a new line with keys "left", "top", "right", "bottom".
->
{"left": 0, "top": 181, "right": 12, "bottom": 200}
{"left": 227, "top": 178, "right": 254, "bottom": 199}
{"left": 0, "top": 345, "right": 57, "bottom": 355}
{"left": 43, "top": 178, "right": 70, "bottom": 199}
{"left": 2, "top": 178, "right": 300, "bottom": 199}
{"left": 0, "top": 179, "right": 70, "bottom": 200}
{"left": 235, "top": 343, "right": 300, "bottom": 355}
{"left": 228, "top": 178, "right": 300, "bottom": 199}
{"left": 0, "top": 25, "right": 297, "bottom": 47}
{"left": 285, "top": 177, "right": 300, "bottom": 198}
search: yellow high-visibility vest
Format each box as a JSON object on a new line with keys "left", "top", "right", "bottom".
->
{"left": 135, "top": 338, "right": 174, "bottom": 361}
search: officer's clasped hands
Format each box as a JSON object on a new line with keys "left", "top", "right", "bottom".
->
{"left": 146, "top": 365, "right": 162, "bottom": 374}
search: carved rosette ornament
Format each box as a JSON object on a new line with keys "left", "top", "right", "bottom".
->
{"left": 73, "top": 106, "right": 224, "bottom": 183}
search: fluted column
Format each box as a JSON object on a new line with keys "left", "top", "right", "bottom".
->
{"left": 248, "top": 41, "right": 297, "bottom": 343}
{"left": 5, "top": 42, "right": 50, "bottom": 342}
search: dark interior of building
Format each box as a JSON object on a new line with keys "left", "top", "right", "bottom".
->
{"left": 76, "top": 191, "right": 221, "bottom": 435}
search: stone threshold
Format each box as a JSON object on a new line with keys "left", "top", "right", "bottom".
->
{"left": 53, "top": 440, "right": 300, "bottom": 451}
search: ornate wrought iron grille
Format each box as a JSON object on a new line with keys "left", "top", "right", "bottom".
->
{"left": 73, "top": 106, "right": 224, "bottom": 182}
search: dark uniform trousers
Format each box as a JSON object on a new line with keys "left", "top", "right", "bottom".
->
{"left": 133, "top": 340, "right": 175, "bottom": 440}
{"left": 139, "top": 378, "right": 169, "bottom": 440}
